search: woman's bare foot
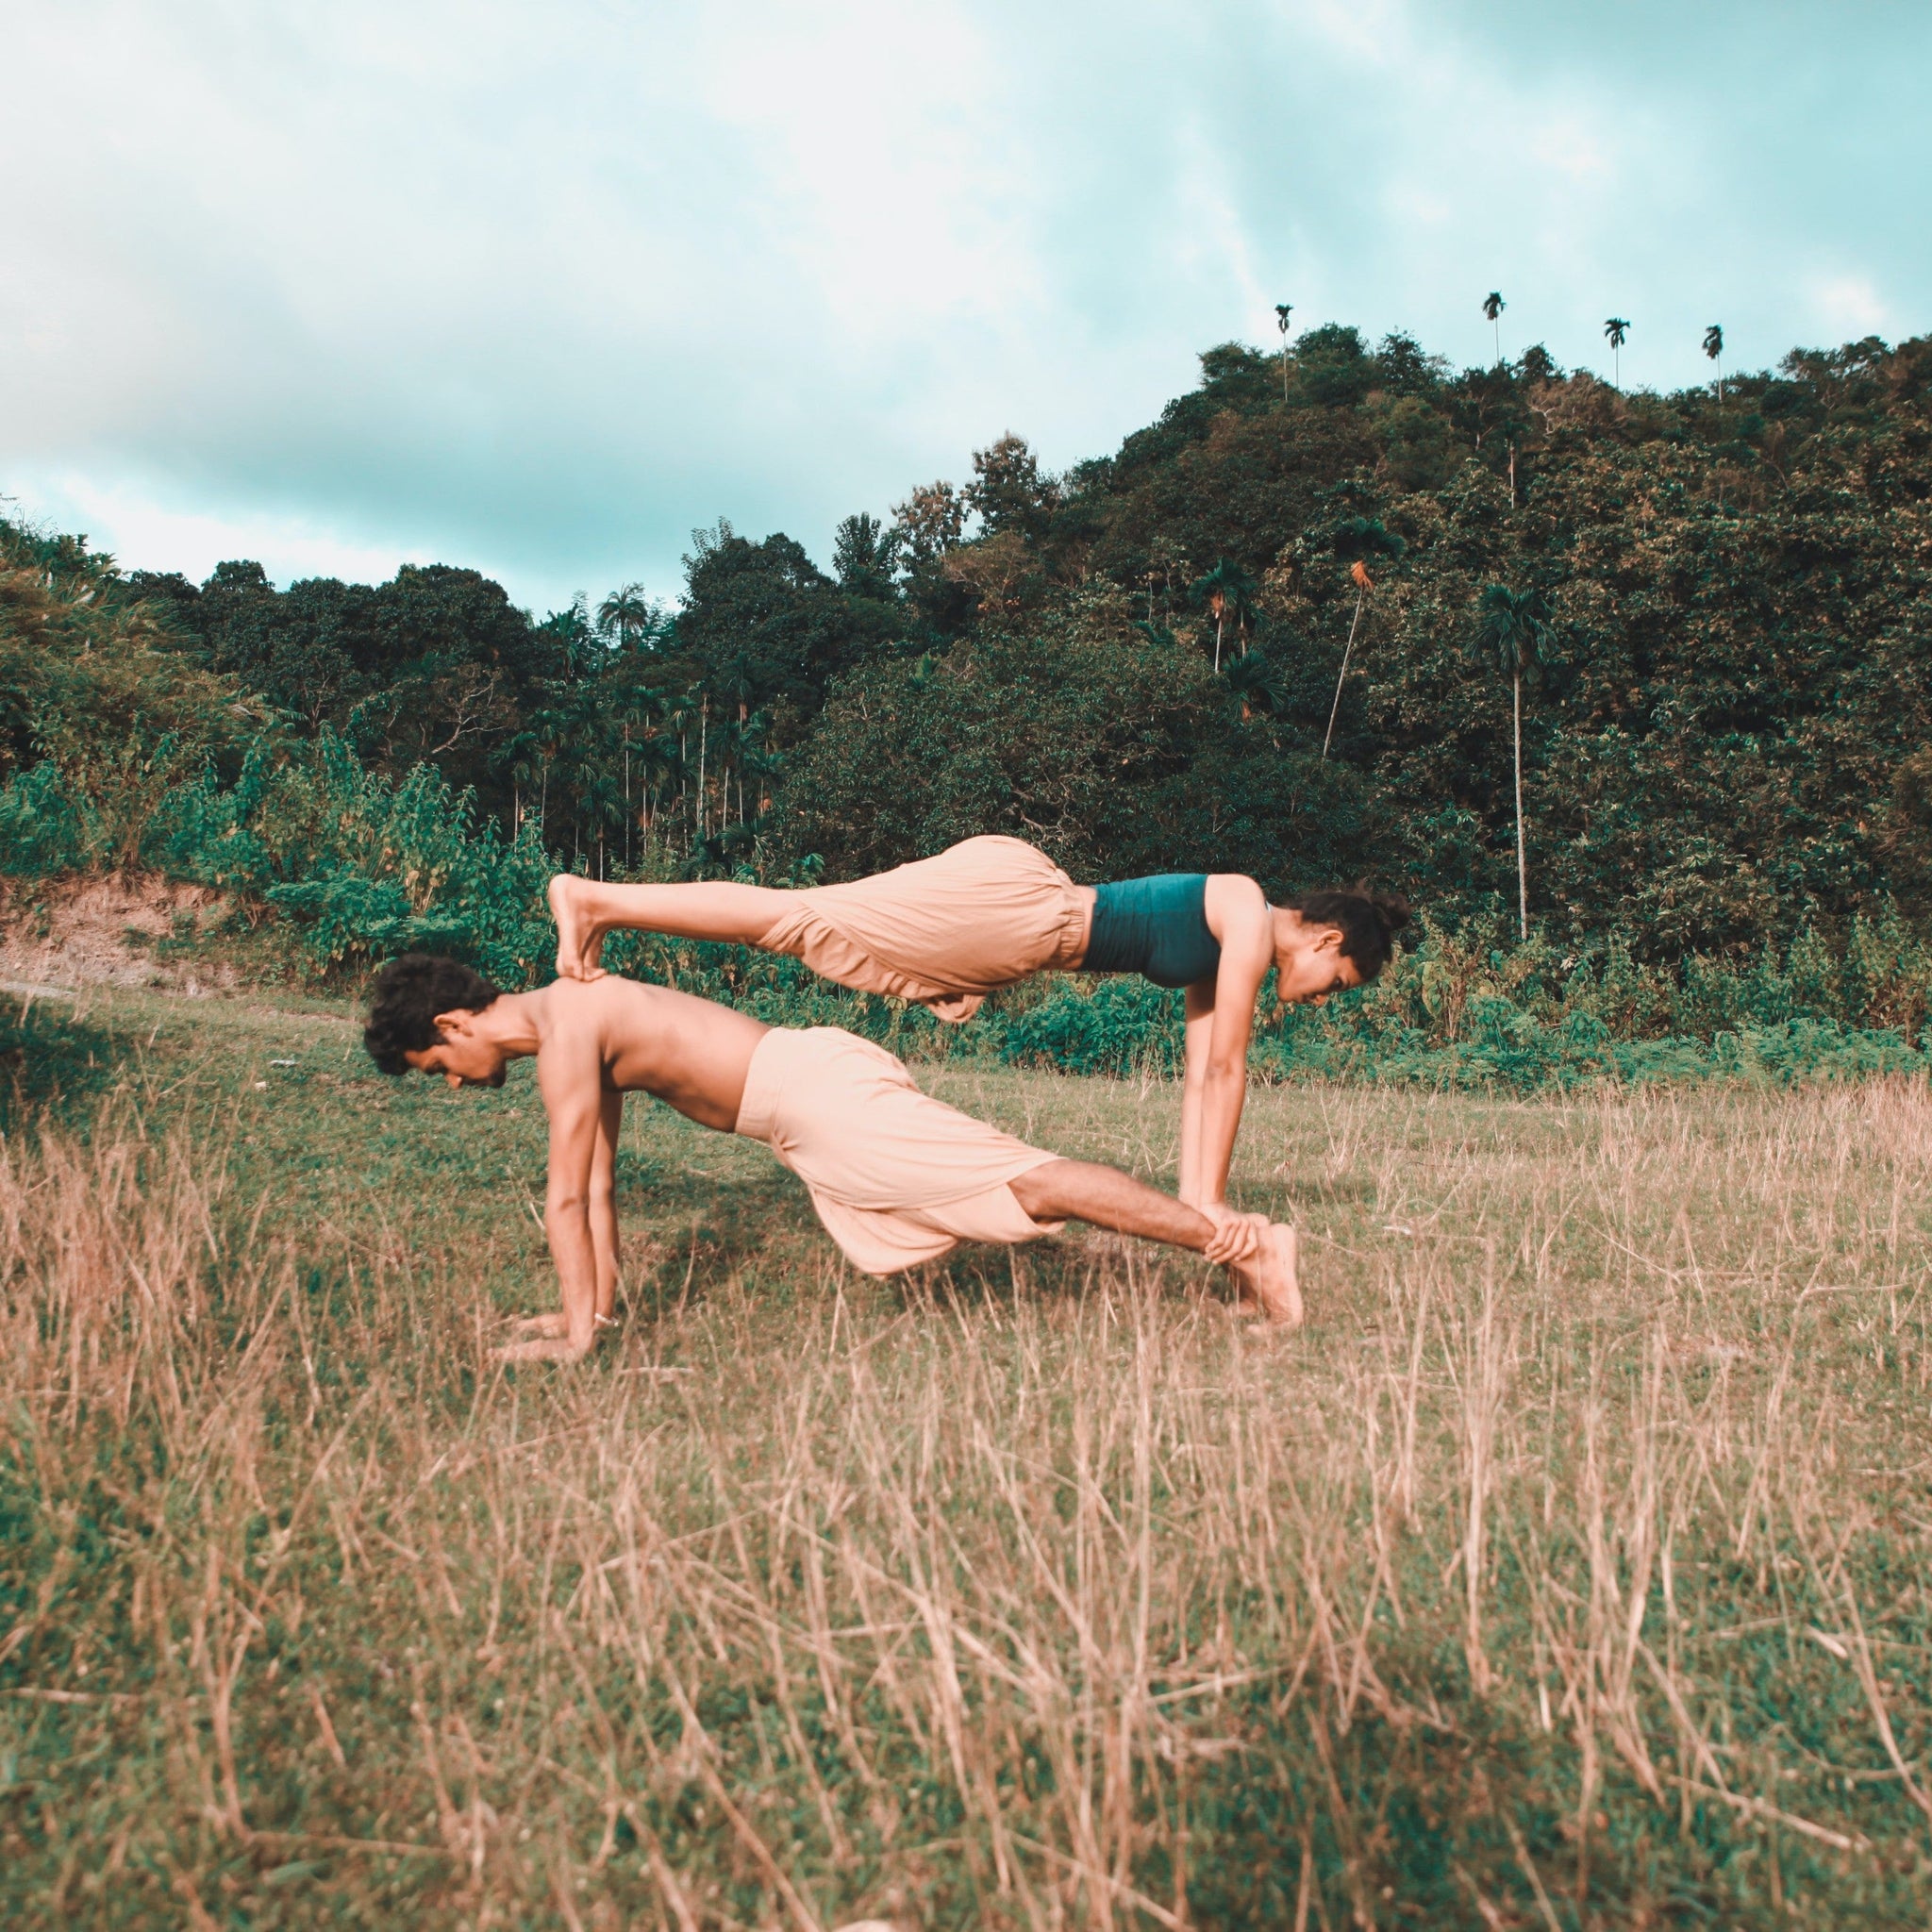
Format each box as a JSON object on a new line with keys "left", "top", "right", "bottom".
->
{"left": 1228, "top": 1224, "right": 1301, "bottom": 1327}
{"left": 548, "top": 875, "right": 608, "bottom": 982}
{"left": 509, "top": 1310, "right": 570, "bottom": 1339}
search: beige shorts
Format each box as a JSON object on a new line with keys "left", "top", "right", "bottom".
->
{"left": 735, "top": 1026, "right": 1064, "bottom": 1275}
{"left": 756, "top": 836, "right": 1091, "bottom": 1008}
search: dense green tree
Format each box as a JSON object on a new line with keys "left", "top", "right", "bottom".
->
{"left": 773, "top": 596, "right": 1381, "bottom": 890}
{"left": 1292, "top": 324, "right": 1374, "bottom": 408}
{"left": 830, "top": 514, "right": 902, "bottom": 602}
{"left": 676, "top": 524, "right": 896, "bottom": 733}
{"left": 964, "top": 434, "right": 1058, "bottom": 540}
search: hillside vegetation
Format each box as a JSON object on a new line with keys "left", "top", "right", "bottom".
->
{"left": 6, "top": 325, "right": 1932, "bottom": 1064}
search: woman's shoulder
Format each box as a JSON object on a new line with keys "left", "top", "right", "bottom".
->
{"left": 1204, "top": 873, "right": 1268, "bottom": 918}
{"left": 1202, "top": 874, "right": 1271, "bottom": 958}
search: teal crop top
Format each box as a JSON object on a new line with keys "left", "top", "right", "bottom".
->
{"left": 1083, "top": 874, "right": 1221, "bottom": 989}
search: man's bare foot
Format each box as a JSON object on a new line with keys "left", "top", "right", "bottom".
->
{"left": 548, "top": 875, "right": 608, "bottom": 982}
{"left": 1228, "top": 1224, "right": 1301, "bottom": 1327}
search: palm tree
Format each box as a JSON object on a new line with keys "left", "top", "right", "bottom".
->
{"left": 1322, "top": 518, "right": 1407, "bottom": 758}
{"left": 1323, "top": 561, "right": 1374, "bottom": 758}
{"left": 1474, "top": 584, "right": 1552, "bottom": 941}
{"left": 1482, "top": 291, "right": 1505, "bottom": 366}
{"left": 1703, "top": 324, "right": 1724, "bottom": 403}
{"left": 1604, "top": 317, "right": 1631, "bottom": 390}
{"left": 1274, "top": 304, "right": 1293, "bottom": 400}
{"left": 596, "top": 582, "right": 656, "bottom": 651}
{"left": 1223, "top": 644, "right": 1288, "bottom": 721}
{"left": 1190, "top": 558, "right": 1257, "bottom": 671}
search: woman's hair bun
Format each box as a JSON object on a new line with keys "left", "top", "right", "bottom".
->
{"left": 1362, "top": 886, "right": 1412, "bottom": 936}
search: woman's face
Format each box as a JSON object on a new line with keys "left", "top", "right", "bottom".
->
{"left": 1274, "top": 924, "right": 1364, "bottom": 1007}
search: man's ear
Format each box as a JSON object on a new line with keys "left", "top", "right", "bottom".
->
{"left": 433, "top": 1008, "right": 476, "bottom": 1041}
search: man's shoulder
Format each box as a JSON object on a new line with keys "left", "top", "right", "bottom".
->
{"left": 536, "top": 974, "right": 658, "bottom": 1045}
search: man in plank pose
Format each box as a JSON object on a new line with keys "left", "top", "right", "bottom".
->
{"left": 363, "top": 954, "right": 1301, "bottom": 1359}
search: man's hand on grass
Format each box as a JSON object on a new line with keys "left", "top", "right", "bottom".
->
{"left": 493, "top": 1334, "right": 595, "bottom": 1362}
{"left": 491, "top": 1309, "right": 621, "bottom": 1362}
{"left": 508, "top": 1311, "right": 571, "bottom": 1340}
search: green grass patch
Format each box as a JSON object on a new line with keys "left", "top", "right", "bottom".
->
{"left": 4, "top": 985, "right": 1932, "bottom": 1925}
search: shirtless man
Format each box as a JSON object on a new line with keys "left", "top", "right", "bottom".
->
{"left": 362, "top": 953, "right": 1301, "bottom": 1359}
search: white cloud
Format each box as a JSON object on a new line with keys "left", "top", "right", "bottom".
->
{"left": 1810, "top": 275, "right": 1892, "bottom": 342}
{"left": 8, "top": 472, "right": 438, "bottom": 597}
{"left": 0, "top": 0, "right": 1924, "bottom": 606}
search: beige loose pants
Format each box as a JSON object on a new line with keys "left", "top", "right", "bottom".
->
{"left": 756, "top": 836, "right": 1091, "bottom": 1010}
{"left": 735, "top": 1026, "right": 1063, "bottom": 1274}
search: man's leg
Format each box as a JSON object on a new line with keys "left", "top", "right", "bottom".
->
{"left": 1009, "top": 1159, "right": 1301, "bottom": 1325}
{"left": 550, "top": 877, "right": 794, "bottom": 978}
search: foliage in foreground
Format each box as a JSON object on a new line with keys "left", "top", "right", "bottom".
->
{"left": 3, "top": 991, "right": 1932, "bottom": 1926}
{"left": 14, "top": 705, "right": 1932, "bottom": 1089}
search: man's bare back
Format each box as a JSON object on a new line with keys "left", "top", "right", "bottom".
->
{"left": 407, "top": 974, "right": 767, "bottom": 1129}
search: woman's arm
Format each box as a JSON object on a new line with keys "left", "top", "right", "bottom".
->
{"left": 1179, "top": 881, "right": 1274, "bottom": 1209}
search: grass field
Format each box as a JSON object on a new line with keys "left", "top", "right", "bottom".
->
{"left": 5, "top": 984, "right": 1932, "bottom": 1928}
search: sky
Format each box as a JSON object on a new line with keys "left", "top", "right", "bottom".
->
{"left": 4, "top": 0, "right": 1927, "bottom": 615}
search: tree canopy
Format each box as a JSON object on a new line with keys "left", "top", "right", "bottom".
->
{"left": 11, "top": 313, "right": 1932, "bottom": 964}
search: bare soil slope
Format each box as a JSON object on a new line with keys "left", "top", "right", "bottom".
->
{"left": 0, "top": 869, "right": 236, "bottom": 994}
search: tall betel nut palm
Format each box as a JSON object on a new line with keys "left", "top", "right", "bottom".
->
{"left": 1704, "top": 323, "right": 1724, "bottom": 402}
{"left": 1323, "top": 516, "right": 1407, "bottom": 758}
{"left": 1482, "top": 291, "right": 1505, "bottom": 366}
{"left": 1274, "top": 303, "right": 1294, "bottom": 400}
{"left": 1474, "top": 582, "right": 1553, "bottom": 941}
{"left": 1604, "top": 316, "right": 1631, "bottom": 390}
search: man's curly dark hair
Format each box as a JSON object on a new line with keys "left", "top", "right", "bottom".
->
{"left": 363, "top": 953, "right": 502, "bottom": 1075}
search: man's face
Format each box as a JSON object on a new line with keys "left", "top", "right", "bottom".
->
{"left": 403, "top": 1009, "right": 508, "bottom": 1089}
{"left": 1274, "top": 930, "right": 1365, "bottom": 1008}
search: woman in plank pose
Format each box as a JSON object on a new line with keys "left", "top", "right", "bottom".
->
{"left": 549, "top": 837, "right": 1407, "bottom": 1217}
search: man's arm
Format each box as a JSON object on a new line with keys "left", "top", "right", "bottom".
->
{"left": 501, "top": 1032, "right": 608, "bottom": 1361}
{"left": 588, "top": 1087, "right": 623, "bottom": 1324}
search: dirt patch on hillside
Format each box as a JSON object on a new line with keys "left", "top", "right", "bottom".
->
{"left": 0, "top": 872, "right": 241, "bottom": 994}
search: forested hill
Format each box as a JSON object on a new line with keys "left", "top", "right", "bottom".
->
{"left": 6, "top": 324, "right": 1932, "bottom": 966}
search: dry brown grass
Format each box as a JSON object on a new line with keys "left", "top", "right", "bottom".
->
{"left": 4, "top": 989, "right": 1932, "bottom": 1926}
